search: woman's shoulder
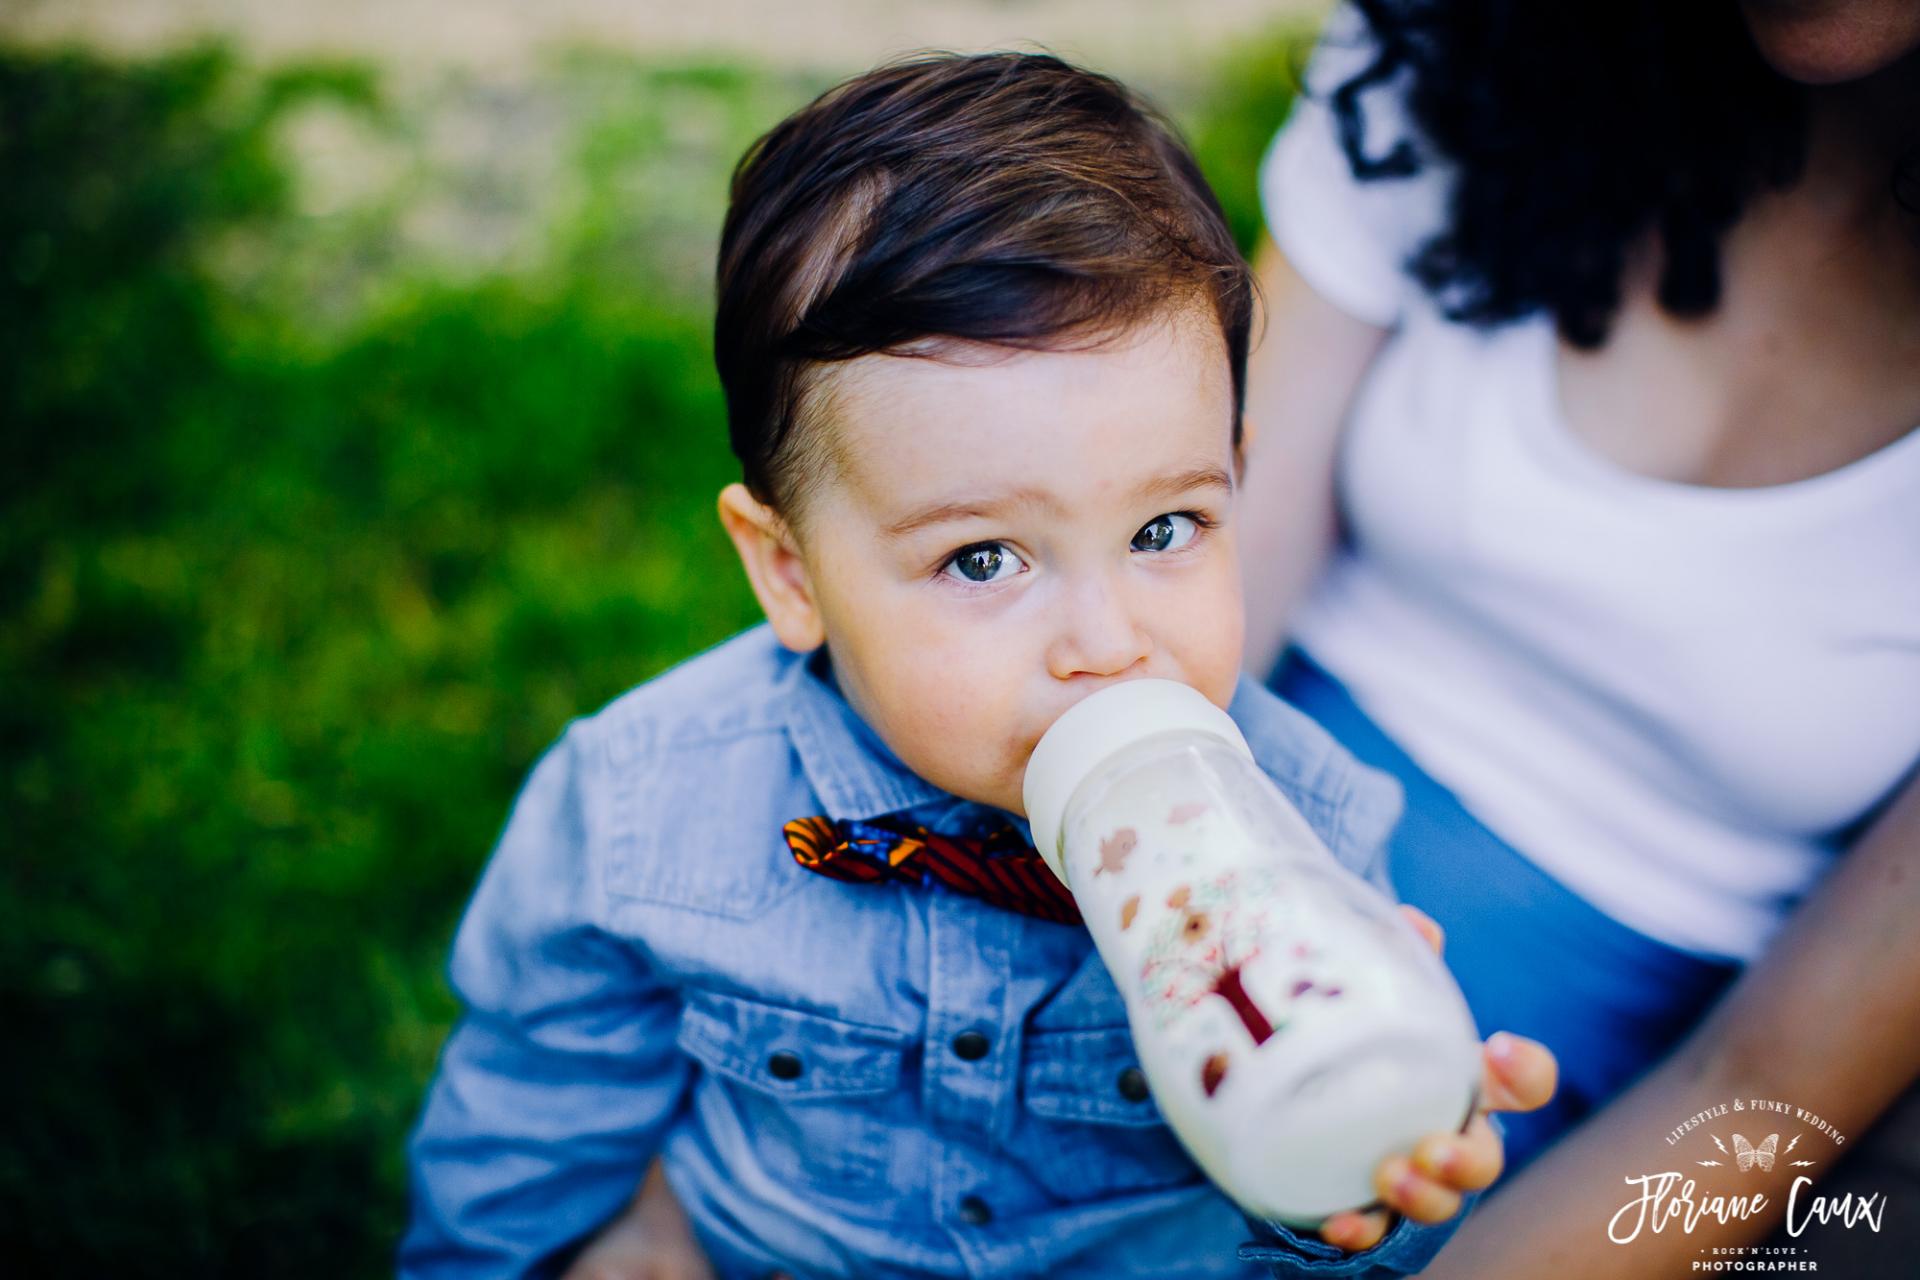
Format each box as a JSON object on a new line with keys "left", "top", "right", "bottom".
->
{"left": 1259, "top": 2, "right": 1452, "bottom": 328}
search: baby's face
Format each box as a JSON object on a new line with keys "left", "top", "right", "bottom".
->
{"left": 792, "top": 307, "right": 1244, "bottom": 817}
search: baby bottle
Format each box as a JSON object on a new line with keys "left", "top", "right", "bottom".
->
{"left": 1022, "top": 679, "right": 1481, "bottom": 1226}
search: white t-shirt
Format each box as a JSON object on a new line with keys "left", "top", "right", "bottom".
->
{"left": 1260, "top": 6, "right": 1920, "bottom": 963}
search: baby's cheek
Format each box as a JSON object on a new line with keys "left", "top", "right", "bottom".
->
{"left": 1176, "top": 618, "right": 1244, "bottom": 709}
{"left": 1207, "top": 592, "right": 1248, "bottom": 698}
{"left": 926, "top": 685, "right": 1012, "bottom": 761}
{"left": 935, "top": 692, "right": 1030, "bottom": 795}
{"left": 874, "top": 656, "right": 1002, "bottom": 758}
{"left": 1203, "top": 649, "right": 1243, "bottom": 709}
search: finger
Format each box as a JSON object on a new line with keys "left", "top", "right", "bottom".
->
{"left": 1397, "top": 904, "right": 1444, "bottom": 954}
{"left": 1479, "top": 1031, "right": 1558, "bottom": 1114}
{"left": 1411, "top": 1111, "right": 1505, "bottom": 1192}
{"left": 1374, "top": 1152, "right": 1464, "bottom": 1224}
{"left": 1319, "top": 1207, "right": 1393, "bottom": 1252}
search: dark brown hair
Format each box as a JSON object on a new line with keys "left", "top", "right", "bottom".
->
{"left": 714, "top": 50, "right": 1256, "bottom": 519}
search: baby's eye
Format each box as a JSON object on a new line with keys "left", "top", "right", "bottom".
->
{"left": 943, "top": 541, "right": 1027, "bottom": 585}
{"left": 1132, "top": 513, "right": 1200, "bottom": 554}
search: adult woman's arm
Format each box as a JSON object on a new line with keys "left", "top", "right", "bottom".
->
{"left": 1235, "top": 227, "right": 1390, "bottom": 681}
{"left": 1419, "top": 765, "right": 1920, "bottom": 1278}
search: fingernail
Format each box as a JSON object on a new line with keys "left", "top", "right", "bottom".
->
{"left": 1488, "top": 1031, "right": 1516, "bottom": 1062}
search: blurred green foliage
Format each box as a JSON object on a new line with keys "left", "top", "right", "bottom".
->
{"left": 0, "top": 27, "right": 1300, "bottom": 1276}
{"left": 1184, "top": 29, "right": 1310, "bottom": 258}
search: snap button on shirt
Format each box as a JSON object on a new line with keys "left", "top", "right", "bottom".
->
{"left": 958, "top": 1195, "right": 993, "bottom": 1226}
{"left": 1117, "top": 1065, "right": 1150, "bottom": 1103}
{"left": 951, "top": 1029, "right": 990, "bottom": 1060}
{"left": 766, "top": 1050, "right": 803, "bottom": 1080}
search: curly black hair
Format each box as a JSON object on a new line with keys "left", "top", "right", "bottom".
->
{"left": 1328, "top": 0, "right": 1904, "bottom": 348}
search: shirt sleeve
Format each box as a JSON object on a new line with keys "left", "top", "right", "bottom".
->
{"left": 1236, "top": 1191, "right": 1480, "bottom": 1278}
{"left": 1257, "top": 1, "right": 1447, "bottom": 329}
{"left": 1226, "top": 671, "right": 1406, "bottom": 898}
{"left": 399, "top": 721, "right": 695, "bottom": 1280}
{"left": 1235, "top": 1116, "right": 1506, "bottom": 1277}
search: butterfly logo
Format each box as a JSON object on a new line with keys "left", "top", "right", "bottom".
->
{"left": 1733, "top": 1132, "right": 1779, "bottom": 1173}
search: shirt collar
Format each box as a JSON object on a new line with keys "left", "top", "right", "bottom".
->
{"left": 1228, "top": 670, "right": 1405, "bottom": 866}
{"left": 780, "top": 646, "right": 957, "bottom": 824}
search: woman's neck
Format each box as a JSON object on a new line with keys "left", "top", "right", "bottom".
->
{"left": 1796, "top": 45, "right": 1920, "bottom": 234}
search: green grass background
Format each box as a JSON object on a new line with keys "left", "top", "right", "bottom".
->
{"left": 0, "top": 31, "right": 1303, "bottom": 1275}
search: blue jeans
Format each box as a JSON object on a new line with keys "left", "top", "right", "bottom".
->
{"left": 1269, "top": 650, "right": 1743, "bottom": 1184}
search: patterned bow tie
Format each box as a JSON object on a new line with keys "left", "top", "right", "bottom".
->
{"left": 783, "top": 814, "right": 1082, "bottom": 926}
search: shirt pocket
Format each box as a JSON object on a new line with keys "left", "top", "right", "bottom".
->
{"left": 1012, "top": 1024, "right": 1205, "bottom": 1202}
{"left": 675, "top": 987, "right": 916, "bottom": 1212}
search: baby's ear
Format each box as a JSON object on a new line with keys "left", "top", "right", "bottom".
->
{"left": 717, "top": 483, "right": 825, "bottom": 653}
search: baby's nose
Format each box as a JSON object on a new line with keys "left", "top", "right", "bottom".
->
{"left": 1045, "top": 580, "right": 1152, "bottom": 680}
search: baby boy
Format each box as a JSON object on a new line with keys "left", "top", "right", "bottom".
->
{"left": 401, "top": 49, "right": 1551, "bottom": 1280}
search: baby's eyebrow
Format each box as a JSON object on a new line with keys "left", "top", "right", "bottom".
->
{"left": 1134, "top": 463, "right": 1233, "bottom": 505}
{"left": 881, "top": 488, "right": 1061, "bottom": 540}
{"left": 881, "top": 463, "right": 1231, "bottom": 540}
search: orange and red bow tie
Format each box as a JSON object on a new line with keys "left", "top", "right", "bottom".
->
{"left": 783, "top": 814, "right": 1082, "bottom": 926}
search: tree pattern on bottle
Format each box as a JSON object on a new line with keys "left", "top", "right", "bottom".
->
{"left": 1140, "top": 869, "right": 1281, "bottom": 1041}
{"left": 1135, "top": 864, "right": 1345, "bottom": 1098}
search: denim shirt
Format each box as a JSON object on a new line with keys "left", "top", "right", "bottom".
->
{"left": 401, "top": 624, "right": 1481, "bottom": 1279}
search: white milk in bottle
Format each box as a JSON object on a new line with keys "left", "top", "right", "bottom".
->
{"left": 1022, "top": 678, "right": 1481, "bottom": 1225}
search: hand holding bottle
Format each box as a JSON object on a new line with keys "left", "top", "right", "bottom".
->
{"left": 1317, "top": 904, "right": 1557, "bottom": 1252}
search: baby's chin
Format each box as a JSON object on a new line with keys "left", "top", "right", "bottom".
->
{"left": 873, "top": 716, "right": 1031, "bottom": 813}
{"left": 916, "top": 757, "right": 1028, "bottom": 822}
{"left": 952, "top": 776, "right": 1028, "bottom": 821}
